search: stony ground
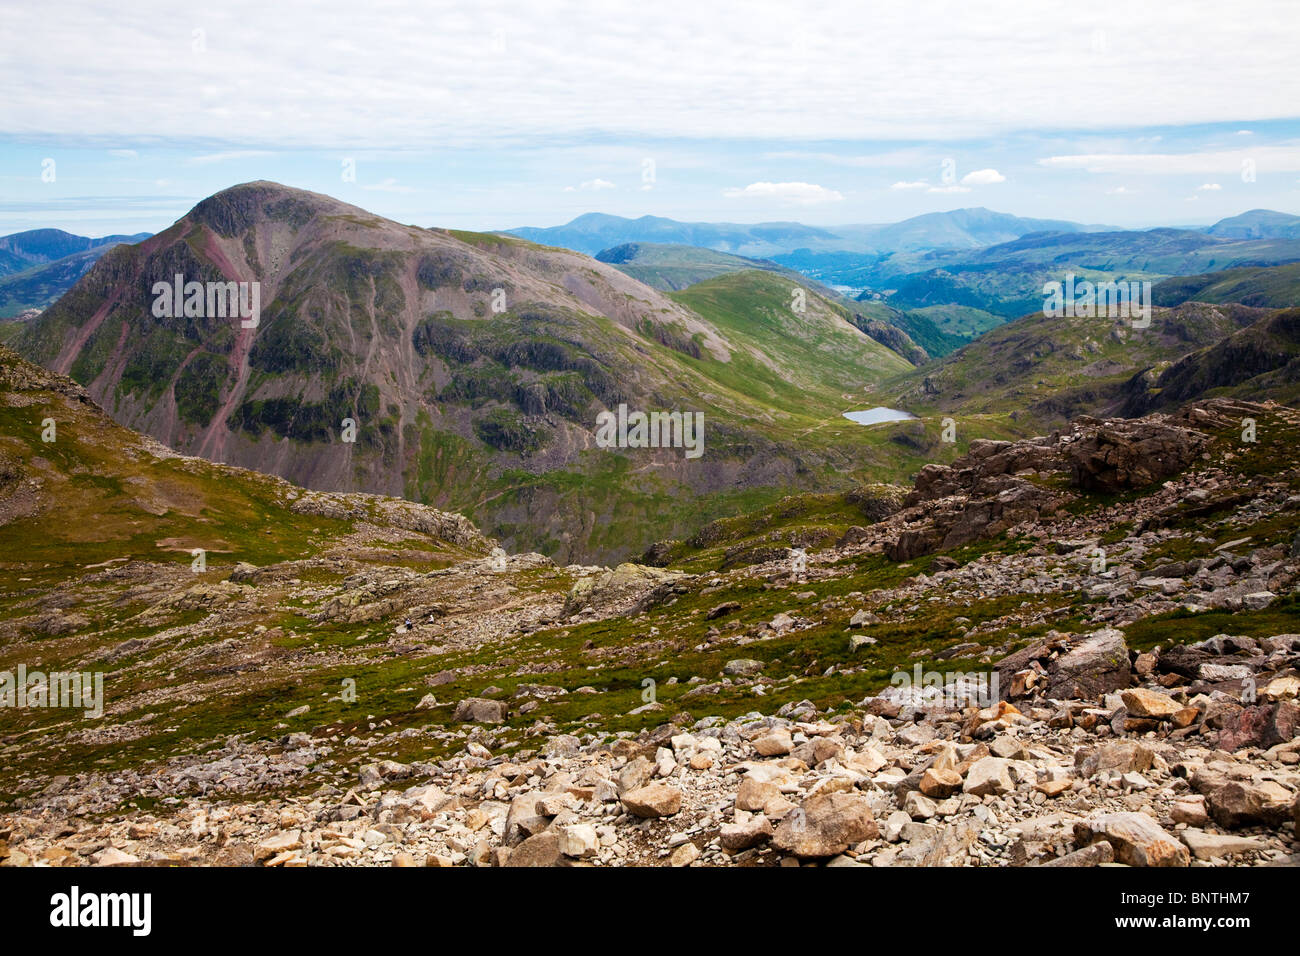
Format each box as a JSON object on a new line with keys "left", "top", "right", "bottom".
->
{"left": 2, "top": 397, "right": 1299, "bottom": 867}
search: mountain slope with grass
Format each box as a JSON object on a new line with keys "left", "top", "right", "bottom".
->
{"left": 14, "top": 182, "right": 917, "bottom": 564}
{"left": 594, "top": 242, "right": 799, "bottom": 291}
{"left": 874, "top": 301, "right": 1269, "bottom": 434}
{"left": 1124, "top": 308, "right": 1300, "bottom": 413}
{"left": 1153, "top": 261, "right": 1300, "bottom": 309}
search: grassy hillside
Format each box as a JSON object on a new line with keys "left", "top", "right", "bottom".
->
{"left": 13, "top": 184, "right": 919, "bottom": 565}
{"left": 594, "top": 242, "right": 797, "bottom": 291}
{"left": 1153, "top": 261, "right": 1300, "bottom": 309}
{"left": 875, "top": 301, "right": 1264, "bottom": 434}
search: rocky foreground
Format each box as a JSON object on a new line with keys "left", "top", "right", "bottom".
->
{"left": 3, "top": 625, "right": 1298, "bottom": 868}
{"left": 2, "top": 394, "right": 1299, "bottom": 867}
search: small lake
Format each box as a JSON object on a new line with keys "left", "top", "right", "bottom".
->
{"left": 842, "top": 406, "right": 918, "bottom": 426}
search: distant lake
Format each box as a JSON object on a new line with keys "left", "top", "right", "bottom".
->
{"left": 842, "top": 407, "right": 918, "bottom": 426}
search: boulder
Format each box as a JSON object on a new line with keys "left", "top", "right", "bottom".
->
{"left": 963, "top": 756, "right": 1015, "bottom": 797}
{"left": 752, "top": 729, "right": 793, "bottom": 756}
{"left": 504, "top": 792, "right": 552, "bottom": 845}
{"left": 772, "top": 792, "right": 879, "bottom": 858}
{"left": 1044, "top": 629, "right": 1131, "bottom": 700}
{"left": 503, "top": 831, "right": 563, "bottom": 867}
{"left": 1074, "top": 812, "right": 1190, "bottom": 867}
{"left": 1042, "top": 842, "right": 1114, "bottom": 867}
{"left": 1216, "top": 702, "right": 1300, "bottom": 751}
{"left": 736, "top": 777, "right": 782, "bottom": 813}
{"left": 558, "top": 824, "right": 600, "bottom": 859}
{"left": 1203, "top": 780, "right": 1294, "bottom": 829}
{"left": 1075, "top": 741, "right": 1155, "bottom": 778}
{"left": 1121, "top": 688, "right": 1183, "bottom": 720}
{"left": 453, "top": 697, "right": 507, "bottom": 724}
{"left": 1179, "top": 829, "right": 1266, "bottom": 861}
{"left": 919, "top": 768, "right": 963, "bottom": 799}
{"left": 720, "top": 815, "right": 774, "bottom": 852}
{"left": 620, "top": 783, "right": 682, "bottom": 818}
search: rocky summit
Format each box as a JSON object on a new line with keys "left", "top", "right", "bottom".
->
{"left": 1, "top": 342, "right": 1298, "bottom": 868}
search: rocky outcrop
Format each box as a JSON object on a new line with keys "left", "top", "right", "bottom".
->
{"left": 1064, "top": 417, "right": 1208, "bottom": 493}
{"left": 563, "top": 563, "right": 691, "bottom": 618}
{"left": 883, "top": 400, "right": 1260, "bottom": 562}
{"left": 850, "top": 314, "right": 929, "bottom": 366}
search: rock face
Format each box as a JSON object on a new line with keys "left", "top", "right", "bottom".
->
{"left": 1065, "top": 419, "right": 1207, "bottom": 493}
{"left": 882, "top": 413, "right": 1210, "bottom": 562}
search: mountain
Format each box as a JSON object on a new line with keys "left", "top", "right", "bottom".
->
{"left": 509, "top": 208, "right": 1100, "bottom": 259}
{"left": 0, "top": 228, "right": 150, "bottom": 276}
{"left": 14, "top": 182, "right": 915, "bottom": 564}
{"left": 875, "top": 301, "right": 1268, "bottom": 431}
{"left": 1123, "top": 307, "right": 1300, "bottom": 413}
{"left": 1205, "top": 209, "right": 1300, "bottom": 240}
{"left": 593, "top": 242, "right": 798, "bottom": 290}
{"left": 508, "top": 213, "right": 842, "bottom": 258}
{"left": 785, "top": 226, "right": 1300, "bottom": 352}
{"left": 0, "top": 342, "right": 489, "bottom": 569}
{"left": 829, "top": 207, "right": 1099, "bottom": 252}
{"left": 1153, "top": 261, "right": 1300, "bottom": 309}
{"left": 0, "top": 229, "right": 152, "bottom": 317}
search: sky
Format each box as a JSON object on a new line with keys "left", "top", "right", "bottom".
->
{"left": 2, "top": 0, "right": 1300, "bottom": 237}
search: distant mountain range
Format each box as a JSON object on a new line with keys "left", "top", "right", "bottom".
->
{"left": 0, "top": 228, "right": 151, "bottom": 317}
{"left": 1204, "top": 208, "right": 1300, "bottom": 240}
{"left": 508, "top": 207, "right": 1113, "bottom": 258}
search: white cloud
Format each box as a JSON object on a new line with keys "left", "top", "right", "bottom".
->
{"left": 960, "top": 168, "right": 1005, "bottom": 185}
{"left": 187, "top": 150, "right": 274, "bottom": 165}
{"left": 362, "top": 177, "right": 416, "bottom": 193}
{"left": 1038, "top": 146, "right": 1300, "bottom": 174}
{"left": 4, "top": 1, "right": 1298, "bottom": 147}
{"left": 1197, "top": 182, "right": 1222, "bottom": 190}
{"left": 723, "top": 181, "right": 844, "bottom": 204}
{"left": 563, "top": 178, "right": 616, "bottom": 192}
{"left": 890, "top": 180, "right": 930, "bottom": 190}
{"left": 767, "top": 149, "right": 936, "bottom": 168}
{"left": 927, "top": 185, "right": 971, "bottom": 194}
